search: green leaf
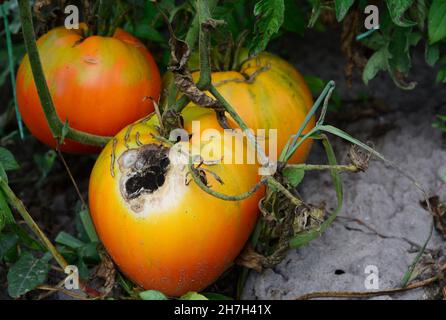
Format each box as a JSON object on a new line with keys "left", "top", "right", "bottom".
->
{"left": 283, "top": 167, "right": 305, "bottom": 187}
{"left": 180, "top": 292, "right": 208, "bottom": 300}
{"left": 304, "top": 75, "right": 341, "bottom": 108}
{"left": 79, "top": 208, "right": 99, "bottom": 243}
{"left": 202, "top": 293, "right": 233, "bottom": 300}
{"left": 400, "top": 221, "right": 434, "bottom": 287}
{"left": 361, "top": 33, "right": 386, "bottom": 50}
{"left": 363, "top": 48, "right": 390, "bottom": 84}
{"left": 0, "top": 190, "right": 14, "bottom": 232}
{"left": 33, "top": 150, "right": 57, "bottom": 183}
{"left": 436, "top": 66, "right": 446, "bottom": 83}
{"left": 78, "top": 242, "right": 100, "bottom": 263}
{"left": 0, "top": 233, "right": 18, "bottom": 260}
{"left": 318, "top": 125, "right": 388, "bottom": 164}
{"left": 7, "top": 251, "right": 50, "bottom": 298}
{"left": 388, "top": 27, "right": 412, "bottom": 74}
{"left": 308, "top": 0, "right": 322, "bottom": 28}
{"left": 0, "top": 147, "right": 19, "bottom": 171}
{"left": 386, "top": 0, "right": 416, "bottom": 27}
{"left": 425, "top": 44, "right": 439, "bottom": 66}
{"left": 249, "top": 0, "right": 285, "bottom": 55}
{"left": 413, "top": 0, "right": 427, "bottom": 30}
{"left": 77, "top": 257, "right": 89, "bottom": 279}
{"left": 283, "top": 0, "right": 305, "bottom": 35}
{"left": 0, "top": 162, "right": 7, "bottom": 183}
{"left": 140, "top": 290, "right": 169, "bottom": 300}
{"left": 55, "top": 232, "right": 85, "bottom": 250}
{"left": 334, "top": 0, "right": 355, "bottom": 22}
{"left": 432, "top": 115, "right": 446, "bottom": 132}
{"left": 10, "top": 224, "right": 46, "bottom": 252}
{"left": 428, "top": 0, "right": 446, "bottom": 44}
{"left": 290, "top": 136, "right": 343, "bottom": 248}
{"left": 132, "top": 25, "right": 164, "bottom": 43}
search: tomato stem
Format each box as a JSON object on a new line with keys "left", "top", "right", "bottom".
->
{"left": 188, "top": 161, "right": 267, "bottom": 201}
{"left": 17, "top": 0, "right": 111, "bottom": 147}
{"left": 196, "top": 0, "right": 213, "bottom": 90}
{"left": 286, "top": 163, "right": 360, "bottom": 172}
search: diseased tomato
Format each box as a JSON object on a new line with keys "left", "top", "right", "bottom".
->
{"left": 16, "top": 26, "right": 161, "bottom": 153}
{"left": 188, "top": 52, "right": 315, "bottom": 163}
{"left": 89, "top": 107, "right": 263, "bottom": 297}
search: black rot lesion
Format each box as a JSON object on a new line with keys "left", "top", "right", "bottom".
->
{"left": 118, "top": 144, "right": 171, "bottom": 201}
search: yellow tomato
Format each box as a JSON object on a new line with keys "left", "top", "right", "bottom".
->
{"left": 188, "top": 52, "right": 315, "bottom": 163}
{"left": 89, "top": 107, "right": 263, "bottom": 297}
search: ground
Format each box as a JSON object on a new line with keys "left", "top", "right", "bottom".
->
{"left": 243, "top": 31, "right": 446, "bottom": 300}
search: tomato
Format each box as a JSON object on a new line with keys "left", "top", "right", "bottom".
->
{"left": 89, "top": 107, "right": 263, "bottom": 296}
{"left": 16, "top": 26, "right": 161, "bottom": 153}
{"left": 188, "top": 52, "right": 315, "bottom": 163}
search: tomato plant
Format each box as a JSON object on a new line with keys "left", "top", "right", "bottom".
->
{"left": 0, "top": 0, "right": 444, "bottom": 302}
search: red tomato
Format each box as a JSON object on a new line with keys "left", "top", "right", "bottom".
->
{"left": 16, "top": 27, "right": 161, "bottom": 153}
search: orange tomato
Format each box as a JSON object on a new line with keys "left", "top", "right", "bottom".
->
{"left": 16, "top": 26, "right": 161, "bottom": 153}
{"left": 89, "top": 107, "right": 263, "bottom": 296}
{"left": 189, "top": 52, "right": 315, "bottom": 163}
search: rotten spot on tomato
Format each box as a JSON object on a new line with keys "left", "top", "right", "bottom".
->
{"left": 119, "top": 144, "right": 170, "bottom": 199}
{"left": 117, "top": 144, "right": 189, "bottom": 215}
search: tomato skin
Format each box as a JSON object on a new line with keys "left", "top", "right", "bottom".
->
{"left": 89, "top": 108, "right": 263, "bottom": 297}
{"left": 189, "top": 52, "right": 315, "bottom": 164}
{"left": 16, "top": 27, "right": 161, "bottom": 153}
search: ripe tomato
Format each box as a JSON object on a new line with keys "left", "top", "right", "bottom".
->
{"left": 16, "top": 26, "right": 161, "bottom": 153}
{"left": 89, "top": 107, "right": 263, "bottom": 296}
{"left": 188, "top": 52, "right": 315, "bottom": 163}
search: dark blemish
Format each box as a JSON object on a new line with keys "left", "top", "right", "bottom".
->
{"left": 120, "top": 144, "right": 170, "bottom": 200}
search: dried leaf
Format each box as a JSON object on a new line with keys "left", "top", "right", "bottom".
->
{"left": 93, "top": 251, "right": 116, "bottom": 297}
{"left": 236, "top": 245, "right": 266, "bottom": 273}
{"left": 420, "top": 196, "right": 446, "bottom": 238}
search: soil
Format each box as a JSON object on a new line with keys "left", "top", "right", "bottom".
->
{"left": 243, "top": 31, "right": 446, "bottom": 300}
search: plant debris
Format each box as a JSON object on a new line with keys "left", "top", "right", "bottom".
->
{"left": 421, "top": 196, "right": 446, "bottom": 239}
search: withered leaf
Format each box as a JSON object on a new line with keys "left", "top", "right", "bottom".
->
{"left": 420, "top": 196, "right": 446, "bottom": 238}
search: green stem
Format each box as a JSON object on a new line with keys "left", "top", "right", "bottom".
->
{"left": 196, "top": 0, "right": 212, "bottom": 89}
{"left": 185, "top": 0, "right": 218, "bottom": 51}
{"left": 0, "top": 179, "right": 68, "bottom": 270}
{"left": 286, "top": 163, "right": 359, "bottom": 172}
{"left": 185, "top": 14, "right": 200, "bottom": 50}
{"left": 172, "top": 95, "right": 190, "bottom": 113}
{"left": 1, "top": 4, "right": 25, "bottom": 140}
{"left": 267, "top": 178, "right": 302, "bottom": 207}
{"left": 17, "top": 0, "right": 111, "bottom": 147}
{"left": 209, "top": 85, "right": 270, "bottom": 166}
{"left": 280, "top": 81, "right": 335, "bottom": 162}
{"left": 188, "top": 161, "right": 266, "bottom": 201}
